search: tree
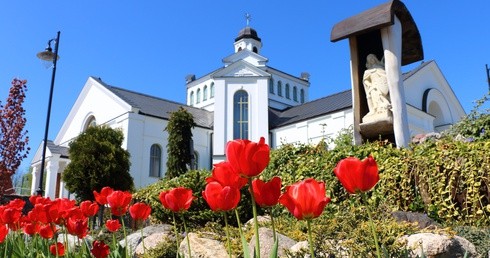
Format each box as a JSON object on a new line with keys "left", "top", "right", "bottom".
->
{"left": 0, "top": 78, "right": 30, "bottom": 195}
{"left": 165, "top": 107, "right": 195, "bottom": 179}
{"left": 62, "top": 125, "right": 134, "bottom": 201}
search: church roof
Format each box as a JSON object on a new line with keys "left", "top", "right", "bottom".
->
{"left": 93, "top": 77, "right": 214, "bottom": 129}
{"left": 235, "top": 26, "right": 261, "bottom": 42}
{"left": 269, "top": 89, "right": 352, "bottom": 128}
{"left": 47, "top": 140, "right": 69, "bottom": 158}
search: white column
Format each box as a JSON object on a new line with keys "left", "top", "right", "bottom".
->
{"left": 30, "top": 166, "right": 39, "bottom": 195}
{"left": 381, "top": 16, "right": 410, "bottom": 147}
{"left": 44, "top": 156, "right": 60, "bottom": 199}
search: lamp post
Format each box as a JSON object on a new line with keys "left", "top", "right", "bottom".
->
{"left": 486, "top": 64, "right": 490, "bottom": 93}
{"left": 36, "top": 31, "right": 60, "bottom": 196}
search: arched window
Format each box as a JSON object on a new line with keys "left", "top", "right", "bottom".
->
{"left": 189, "top": 91, "right": 194, "bottom": 106}
{"left": 233, "top": 90, "right": 249, "bottom": 139}
{"left": 149, "top": 144, "right": 162, "bottom": 177}
{"left": 269, "top": 78, "right": 274, "bottom": 94}
{"left": 191, "top": 151, "right": 199, "bottom": 170}
{"left": 300, "top": 89, "right": 305, "bottom": 103}
{"left": 293, "top": 86, "right": 298, "bottom": 101}
{"left": 210, "top": 82, "right": 215, "bottom": 98}
{"left": 277, "top": 81, "right": 282, "bottom": 96}
{"left": 83, "top": 115, "right": 96, "bottom": 131}
{"left": 285, "top": 84, "right": 290, "bottom": 99}
{"left": 203, "top": 85, "right": 208, "bottom": 101}
{"left": 253, "top": 46, "right": 258, "bottom": 53}
{"left": 196, "top": 88, "right": 201, "bottom": 103}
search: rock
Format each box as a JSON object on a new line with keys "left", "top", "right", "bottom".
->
{"left": 119, "top": 224, "right": 173, "bottom": 256}
{"left": 289, "top": 241, "right": 310, "bottom": 257}
{"left": 248, "top": 227, "right": 297, "bottom": 258}
{"left": 179, "top": 232, "right": 229, "bottom": 258}
{"left": 399, "top": 233, "right": 477, "bottom": 258}
{"left": 244, "top": 215, "right": 271, "bottom": 229}
{"left": 391, "top": 211, "right": 440, "bottom": 229}
{"left": 57, "top": 233, "right": 93, "bottom": 250}
{"left": 134, "top": 231, "right": 173, "bottom": 257}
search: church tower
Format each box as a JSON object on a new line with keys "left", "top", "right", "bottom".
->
{"left": 234, "top": 26, "right": 262, "bottom": 54}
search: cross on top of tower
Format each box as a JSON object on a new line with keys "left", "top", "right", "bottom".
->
{"left": 245, "top": 13, "right": 251, "bottom": 26}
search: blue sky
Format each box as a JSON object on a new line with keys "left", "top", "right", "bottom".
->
{"left": 1, "top": 1, "right": 489, "bottom": 174}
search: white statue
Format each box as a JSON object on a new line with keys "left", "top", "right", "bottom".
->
{"left": 362, "top": 54, "right": 392, "bottom": 121}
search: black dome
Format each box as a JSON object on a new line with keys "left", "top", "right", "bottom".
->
{"left": 235, "top": 26, "right": 261, "bottom": 42}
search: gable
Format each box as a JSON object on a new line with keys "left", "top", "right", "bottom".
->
{"left": 212, "top": 60, "right": 270, "bottom": 79}
{"left": 54, "top": 77, "right": 133, "bottom": 146}
{"left": 222, "top": 49, "right": 268, "bottom": 67}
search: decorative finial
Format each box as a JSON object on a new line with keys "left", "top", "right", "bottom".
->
{"left": 245, "top": 13, "right": 251, "bottom": 27}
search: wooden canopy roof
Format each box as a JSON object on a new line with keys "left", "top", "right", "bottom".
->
{"left": 330, "top": 0, "right": 423, "bottom": 65}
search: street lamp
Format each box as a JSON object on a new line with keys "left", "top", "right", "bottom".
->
{"left": 36, "top": 31, "right": 60, "bottom": 196}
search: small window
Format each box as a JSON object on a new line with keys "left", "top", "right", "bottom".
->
{"left": 300, "top": 89, "right": 305, "bottom": 103}
{"left": 83, "top": 116, "right": 97, "bottom": 131}
{"left": 149, "top": 144, "right": 162, "bottom": 177}
{"left": 285, "top": 84, "right": 290, "bottom": 99}
{"left": 277, "top": 81, "right": 282, "bottom": 96}
{"left": 210, "top": 83, "right": 215, "bottom": 98}
{"left": 196, "top": 89, "right": 201, "bottom": 103}
{"left": 293, "top": 86, "right": 298, "bottom": 101}
{"left": 189, "top": 91, "right": 194, "bottom": 106}
{"left": 253, "top": 46, "right": 258, "bottom": 53}
{"left": 203, "top": 85, "right": 208, "bottom": 101}
{"left": 269, "top": 78, "right": 274, "bottom": 94}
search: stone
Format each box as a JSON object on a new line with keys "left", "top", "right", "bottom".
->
{"left": 248, "top": 227, "right": 297, "bottom": 258}
{"left": 179, "top": 232, "right": 229, "bottom": 258}
{"left": 289, "top": 241, "right": 310, "bottom": 257}
{"left": 57, "top": 233, "right": 94, "bottom": 250}
{"left": 391, "top": 211, "right": 440, "bottom": 229}
{"left": 119, "top": 224, "right": 173, "bottom": 257}
{"left": 134, "top": 231, "right": 173, "bottom": 257}
{"left": 399, "top": 232, "right": 477, "bottom": 258}
{"left": 244, "top": 215, "right": 271, "bottom": 229}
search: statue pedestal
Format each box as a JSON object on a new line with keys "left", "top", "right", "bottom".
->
{"left": 360, "top": 112, "right": 393, "bottom": 138}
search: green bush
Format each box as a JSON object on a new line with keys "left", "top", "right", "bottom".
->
{"left": 133, "top": 169, "right": 255, "bottom": 228}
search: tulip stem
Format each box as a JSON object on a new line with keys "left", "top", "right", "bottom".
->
{"left": 172, "top": 213, "right": 181, "bottom": 256}
{"left": 306, "top": 219, "right": 315, "bottom": 258}
{"left": 248, "top": 178, "right": 261, "bottom": 258}
{"left": 121, "top": 216, "right": 129, "bottom": 256}
{"left": 181, "top": 213, "right": 192, "bottom": 258}
{"left": 363, "top": 193, "right": 381, "bottom": 258}
{"left": 269, "top": 208, "right": 277, "bottom": 242}
{"left": 223, "top": 212, "right": 233, "bottom": 258}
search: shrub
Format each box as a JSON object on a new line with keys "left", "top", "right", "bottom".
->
{"left": 134, "top": 169, "right": 255, "bottom": 228}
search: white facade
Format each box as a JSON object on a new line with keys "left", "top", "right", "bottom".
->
{"left": 31, "top": 26, "right": 465, "bottom": 199}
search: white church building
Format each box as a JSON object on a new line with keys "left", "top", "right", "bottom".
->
{"left": 30, "top": 24, "right": 465, "bottom": 199}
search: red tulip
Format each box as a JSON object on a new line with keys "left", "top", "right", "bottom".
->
{"left": 65, "top": 212, "right": 88, "bottom": 239}
{"left": 93, "top": 187, "right": 114, "bottom": 205}
{"left": 0, "top": 224, "right": 8, "bottom": 243}
{"left": 226, "top": 137, "right": 270, "bottom": 178}
{"left": 207, "top": 161, "right": 248, "bottom": 189}
{"left": 49, "top": 242, "right": 65, "bottom": 257}
{"left": 39, "top": 224, "right": 56, "bottom": 239}
{"left": 334, "top": 156, "right": 379, "bottom": 194}
{"left": 107, "top": 191, "right": 132, "bottom": 216}
{"left": 91, "top": 240, "right": 110, "bottom": 258}
{"left": 279, "top": 178, "right": 330, "bottom": 220}
{"left": 23, "top": 221, "right": 40, "bottom": 236}
{"left": 80, "top": 200, "right": 99, "bottom": 217}
{"left": 202, "top": 182, "right": 241, "bottom": 212}
{"left": 129, "top": 202, "right": 152, "bottom": 221}
{"left": 159, "top": 187, "right": 195, "bottom": 213}
{"left": 252, "top": 177, "right": 282, "bottom": 207}
{"left": 105, "top": 219, "right": 121, "bottom": 232}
